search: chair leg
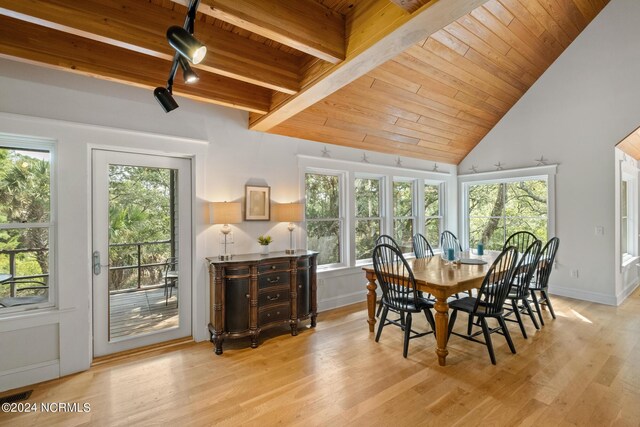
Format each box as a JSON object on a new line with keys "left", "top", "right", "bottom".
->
{"left": 541, "top": 289, "right": 556, "bottom": 319}
{"left": 375, "top": 306, "right": 388, "bottom": 342}
{"left": 523, "top": 298, "right": 540, "bottom": 330}
{"left": 403, "top": 312, "right": 412, "bottom": 358}
{"left": 512, "top": 299, "right": 527, "bottom": 339}
{"left": 447, "top": 309, "right": 458, "bottom": 344}
{"left": 530, "top": 291, "right": 544, "bottom": 326}
{"left": 423, "top": 308, "right": 436, "bottom": 338}
{"left": 498, "top": 316, "right": 517, "bottom": 354}
{"left": 480, "top": 318, "right": 496, "bottom": 365}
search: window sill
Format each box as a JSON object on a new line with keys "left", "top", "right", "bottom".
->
{"left": 622, "top": 255, "right": 639, "bottom": 268}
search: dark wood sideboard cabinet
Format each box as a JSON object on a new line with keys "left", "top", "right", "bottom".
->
{"left": 206, "top": 250, "right": 318, "bottom": 354}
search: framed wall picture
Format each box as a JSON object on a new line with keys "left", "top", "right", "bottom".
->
{"left": 245, "top": 185, "right": 270, "bottom": 220}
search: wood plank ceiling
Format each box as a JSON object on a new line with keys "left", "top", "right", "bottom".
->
{"left": 617, "top": 125, "right": 640, "bottom": 160}
{"left": 0, "top": 0, "right": 609, "bottom": 164}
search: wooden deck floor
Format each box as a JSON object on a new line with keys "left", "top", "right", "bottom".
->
{"left": 2, "top": 288, "right": 640, "bottom": 426}
{"left": 109, "top": 288, "right": 178, "bottom": 339}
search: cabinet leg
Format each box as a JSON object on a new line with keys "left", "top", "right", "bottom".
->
{"left": 291, "top": 321, "right": 298, "bottom": 336}
{"left": 213, "top": 337, "right": 224, "bottom": 355}
{"left": 311, "top": 314, "right": 317, "bottom": 327}
{"left": 250, "top": 333, "right": 259, "bottom": 348}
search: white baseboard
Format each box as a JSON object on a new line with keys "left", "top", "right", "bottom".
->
{"left": 0, "top": 360, "right": 59, "bottom": 393}
{"left": 549, "top": 285, "right": 617, "bottom": 306}
{"left": 318, "top": 291, "right": 366, "bottom": 312}
{"left": 616, "top": 281, "right": 640, "bottom": 305}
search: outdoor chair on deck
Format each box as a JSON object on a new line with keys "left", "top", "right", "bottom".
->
{"left": 0, "top": 279, "right": 48, "bottom": 307}
{"left": 164, "top": 257, "right": 178, "bottom": 306}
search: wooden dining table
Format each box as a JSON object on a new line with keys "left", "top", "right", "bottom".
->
{"left": 362, "top": 252, "right": 497, "bottom": 366}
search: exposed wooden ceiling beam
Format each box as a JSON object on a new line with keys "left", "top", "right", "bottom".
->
{"left": 249, "top": 0, "right": 488, "bottom": 132}
{"left": 0, "top": 16, "right": 271, "bottom": 114}
{"left": 171, "top": 0, "right": 345, "bottom": 63}
{"left": 0, "top": 0, "right": 300, "bottom": 94}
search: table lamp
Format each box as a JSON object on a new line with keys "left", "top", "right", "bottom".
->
{"left": 210, "top": 202, "right": 242, "bottom": 260}
{"left": 274, "top": 203, "right": 304, "bottom": 254}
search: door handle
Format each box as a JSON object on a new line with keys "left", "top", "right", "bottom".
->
{"left": 92, "top": 251, "right": 109, "bottom": 275}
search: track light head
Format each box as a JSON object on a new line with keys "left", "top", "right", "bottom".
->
{"left": 167, "top": 26, "right": 207, "bottom": 64}
{"left": 153, "top": 87, "right": 179, "bottom": 113}
{"left": 178, "top": 56, "right": 199, "bottom": 84}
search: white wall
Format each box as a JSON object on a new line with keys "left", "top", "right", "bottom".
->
{"left": 0, "top": 58, "right": 457, "bottom": 391}
{"left": 459, "top": 0, "right": 640, "bottom": 305}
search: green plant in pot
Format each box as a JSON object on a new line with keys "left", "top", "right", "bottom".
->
{"left": 258, "top": 235, "right": 272, "bottom": 255}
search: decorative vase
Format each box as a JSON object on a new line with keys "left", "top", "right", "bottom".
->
{"left": 260, "top": 244, "right": 269, "bottom": 255}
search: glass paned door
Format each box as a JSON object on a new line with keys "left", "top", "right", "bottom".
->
{"left": 92, "top": 150, "right": 191, "bottom": 357}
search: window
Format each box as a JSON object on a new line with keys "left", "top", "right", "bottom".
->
{"left": 424, "top": 183, "right": 443, "bottom": 249}
{"left": 393, "top": 180, "right": 415, "bottom": 253}
{"left": 622, "top": 180, "right": 629, "bottom": 256}
{"left": 467, "top": 178, "right": 548, "bottom": 250}
{"left": 355, "top": 177, "right": 382, "bottom": 262}
{"left": 305, "top": 172, "right": 343, "bottom": 267}
{"left": 0, "top": 143, "right": 54, "bottom": 311}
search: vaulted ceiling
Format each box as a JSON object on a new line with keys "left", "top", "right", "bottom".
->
{"left": 0, "top": 0, "right": 609, "bottom": 164}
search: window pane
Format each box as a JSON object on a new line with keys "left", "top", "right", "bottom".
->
{"left": 355, "top": 219, "right": 380, "bottom": 261}
{"left": 468, "top": 183, "right": 502, "bottom": 218}
{"left": 305, "top": 173, "right": 339, "bottom": 219}
{"left": 506, "top": 218, "right": 547, "bottom": 242}
{"left": 469, "top": 217, "right": 504, "bottom": 251}
{"left": 621, "top": 181, "right": 628, "bottom": 217}
{"left": 307, "top": 220, "right": 340, "bottom": 265}
{"left": 505, "top": 180, "right": 547, "bottom": 218}
{"left": 355, "top": 178, "right": 380, "bottom": 217}
{"left": 0, "top": 227, "right": 49, "bottom": 298}
{"left": 393, "top": 218, "right": 413, "bottom": 253}
{"left": 622, "top": 218, "right": 628, "bottom": 254}
{"left": 425, "top": 218, "right": 440, "bottom": 249}
{"left": 424, "top": 184, "right": 440, "bottom": 217}
{"left": 393, "top": 181, "right": 413, "bottom": 217}
{"left": 0, "top": 147, "right": 50, "bottom": 224}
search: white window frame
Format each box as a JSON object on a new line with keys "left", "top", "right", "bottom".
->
{"left": 423, "top": 181, "right": 445, "bottom": 250}
{"left": 0, "top": 134, "right": 57, "bottom": 316}
{"left": 620, "top": 167, "right": 637, "bottom": 264}
{"left": 299, "top": 155, "right": 451, "bottom": 271}
{"left": 304, "top": 168, "right": 346, "bottom": 269}
{"left": 392, "top": 177, "right": 417, "bottom": 255}
{"left": 459, "top": 165, "right": 556, "bottom": 251}
{"left": 354, "top": 174, "right": 385, "bottom": 265}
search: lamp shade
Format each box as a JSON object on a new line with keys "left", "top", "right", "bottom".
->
{"left": 274, "top": 203, "right": 305, "bottom": 222}
{"left": 210, "top": 202, "right": 242, "bottom": 224}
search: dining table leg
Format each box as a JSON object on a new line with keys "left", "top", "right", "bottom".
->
{"left": 434, "top": 297, "right": 450, "bottom": 366}
{"left": 365, "top": 271, "right": 377, "bottom": 333}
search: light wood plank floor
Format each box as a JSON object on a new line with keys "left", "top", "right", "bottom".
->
{"left": 109, "top": 288, "right": 178, "bottom": 339}
{"left": 2, "top": 289, "right": 640, "bottom": 426}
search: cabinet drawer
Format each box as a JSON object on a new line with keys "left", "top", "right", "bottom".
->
{"left": 259, "top": 304, "right": 290, "bottom": 325}
{"left": 258, "top": 286, "right": 290, "bottom": 307}
{"left": 258, "top": 261, "right": 290, "bottom": 274}
{"left": 258, "top": 272, "right": 290, "bottom": 289}
{"left": 224, "top": 266, "right": 250, "bottom": 277}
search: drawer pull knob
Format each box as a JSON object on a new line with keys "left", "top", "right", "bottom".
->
{"left": 267, "top": 276, "right": 280, "bottom": 283}
{"left": 267, "top": 313, "right": 271, "bottom": 317}
{"left": 267, "top": 294, "right": 280, "bottom": 301}
{"left": 271, "top": 265, "right": 276, "bottom": 270}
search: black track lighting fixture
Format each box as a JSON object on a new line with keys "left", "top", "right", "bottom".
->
{"left": 178, "top": 56, "right": 199, "bottom": 84}
{"left": 167, "top": 26, "right": 207, "bottom": 65}
{"left": 153, "top": 0, "right": 206, "bottom": 113}
{"left": 154, "top": 86, "right": 179, "bottom": 113}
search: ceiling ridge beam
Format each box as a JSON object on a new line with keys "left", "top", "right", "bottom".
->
{"left": 249, "top": 0, "right": 489, "bottom": 133}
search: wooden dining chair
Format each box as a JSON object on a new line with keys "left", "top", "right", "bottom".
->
{"left": 504, "top": 231, "right": 538, "bottom": 253}
{"left": 372, "top": 243, "right": 436, "bottom": 358}
{"left": 447, "top": 246, "right": 518, "bottom": 364}
{"left": 503, "top": 240, "right": 542, "bottom": 338}
{"left": 529, "top": 237, "right": 560, "bottom": 326}
{"left": 412, "top": 233, "right": 434, "bottom": 259}
{"left": 374, "top": 235, "right": 402, "bottom": 317}
{"left": 440, "top": 230, "right": 462, "bottom": 253}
